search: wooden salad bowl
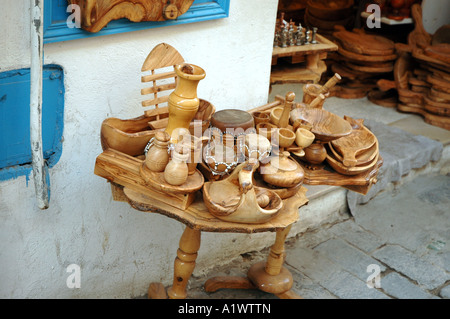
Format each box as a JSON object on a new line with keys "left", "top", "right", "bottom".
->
{"left": 100, "top": 99, "right": 214, "bottom": 156}
{"left": 290, "top": 108, "right": 352, "bottom": 143}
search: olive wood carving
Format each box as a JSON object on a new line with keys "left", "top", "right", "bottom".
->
{"left": 68, "top": 0, "right": 195, "bottom": 33}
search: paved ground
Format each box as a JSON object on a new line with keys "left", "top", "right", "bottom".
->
{"left": 185, "top": 173, "right": 449, "bottom": 299}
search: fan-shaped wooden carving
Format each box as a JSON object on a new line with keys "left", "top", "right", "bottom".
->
{"left": 68, "top": 0, "right": 195, "bottom": 33}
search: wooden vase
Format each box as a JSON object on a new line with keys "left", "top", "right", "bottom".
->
{"left": 165, "top": 63, "right": 206, "bottom": 137}
{"left": 145, "top": 131, "right": 171, "bottom": 172}
{"left": 164, "top": 147, "right": 190, "bottom": 186}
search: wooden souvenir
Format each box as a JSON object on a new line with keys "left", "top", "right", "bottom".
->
{"left": 345, "top": 61, "right": 394, "bottom": 74}
{"left": 289, "top": 108, "right": 352, "bottom": 143}
{"left": 326, "top": 149, "right": 379, "bottom": 176}
{"left": 408, "top": 4, "right": 432, "bottom": 49}
{"left": 145, "top": 131, "right": 171, "bottom": 172}
{"left": 295, "top": 128, "right": 315, "bottom": 149}
{"left": 332, "top": 26, "right": 395, "bottom": 56}
{"left": 163, "top": 145, "right": 190, "bottom": 186}
{"left": 243, "top": 134, "right": 272, "bottom": 161}
{"left": 210, "top": 109, "right": 255, "bottom": 133}
{"left": 202, "top": 161, "right": 283, "bottom": 224}
{"left": 68, "top": 0, "right": 195, "bottom": 33}
{"left": 424, "top": 44, "right": 450, "bottom": 65}
{"left": 305, "top": 8, "right": 353, "bottom": 31}
{"left": 256, "top": 122, "right": 278, "bottom": 141}
{"left": 306, "top": 0, "right": 354, "bottom": 21}
{"left": 95, "top": 149, "right": 199, "bottom": 210}
{"left": 252, "top": 112, "right": 270, "bottom": 126}
{"left": 328, "top": 139, "right": 378, "bottom": 167}
{"left": 367, "top": 89, "right": 399, "bottom": 108}
{"left": 101, "top": 43, "right": 214, "bottom": 158}
{"left": 302, "top": 84, "right": 329, "bottom": 108}
{"left": 178, "top": 134, "right": 208, "bottom": 175}
{"left": 338, "top": 46, "right": 398, "bottom": 63}
{"left": 300, "top": 156, "right": 383, "bottom": 195}
{"left": 165, "top": 63, "right": 206, "bottom": 136}
{"left": 271, "top": 34, "right": 338, "bottom": 85}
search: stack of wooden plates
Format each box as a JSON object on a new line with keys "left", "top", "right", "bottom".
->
{"left": 326, "top": 117, "right": 380, "bottom": 176}
{"left": 393, "top": 5, "right": 450, "bottom": 130}
{"left": 325, "top": 27, "right": 397, "bottom": 100}
{"left": 304, "top": 0, "right": 354, "bottom": 37}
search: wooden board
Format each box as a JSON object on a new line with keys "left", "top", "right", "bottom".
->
{"left": 332, "top": 27, "right": 395, "bottom": 56}
{"left": 94, "top": 149, "right": 196, "bottom": 210}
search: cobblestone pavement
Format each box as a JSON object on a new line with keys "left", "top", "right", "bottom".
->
{"left": 186, "top": 174, "right": 450, "bottom": 299}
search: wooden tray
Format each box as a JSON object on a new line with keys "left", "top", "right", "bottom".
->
{"left": 326, "top": 148, "right": 380, "bottom": 176}
{"left": 140, "top": 163, "right": 204, "bottom": 195}
{"left": 338, "top": 46, "right": 397, "bottom": 63}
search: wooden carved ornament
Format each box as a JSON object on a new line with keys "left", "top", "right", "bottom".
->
{"left": 68, "top": 0, "right": 195, "bottom": 32}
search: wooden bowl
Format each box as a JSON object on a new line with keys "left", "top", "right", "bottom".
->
{"left": 269, "top": 107, "right": 284, "bottom": 126}
{"left": 256, "top": 122, "right": 278, "bottom": 141}
{"left": 307, "top": 0, "right": 355, "bottom": 21}
{"left": 252, "top": 112, "right": 270, "bottom": 126}
{"left": 101, "top": 115, "right": 156, "bottom": 156}
{"left": 275, "top": 128, "right": 296, "bottom": 149}
{"left": 101, "top": 99, "right": 215, "bottom": 156}
{"left": 295, "top": 128, "right": 315, "bottom": 148}
{"left": 290, "top": 108, "right": 352, "bottom": 143}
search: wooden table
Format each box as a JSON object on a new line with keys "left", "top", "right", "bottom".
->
{"left": 271, "top": 34, "right": 338, "bottom": 85}
{"left": 95, "top": 148, "right": 309, "bottom": 299}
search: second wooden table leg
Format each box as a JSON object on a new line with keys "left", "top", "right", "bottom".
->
{"left": 167, "top": 226, "right": 201, "bottom": 299}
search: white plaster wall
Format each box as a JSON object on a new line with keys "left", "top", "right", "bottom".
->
{"left": 422, "top": 0, "right": 450, "bottom": 34}
{"left": 0, "top": 0, "right": 279, "bottom": 298}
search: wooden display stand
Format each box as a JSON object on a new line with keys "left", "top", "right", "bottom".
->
{"left": 122, "top": 187, "right": 308, "bottom": 299}
{"left": 271, "top": 34, "right": 338, "bottom": 85}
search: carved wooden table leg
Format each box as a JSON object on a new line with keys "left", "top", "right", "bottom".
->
{"left": 147, "top": 226, "right": 202, "bottom": 299}
{"left": 167, "top": 226, "right": 201, "bottom": 299}
{"left": 204, "top": 225, "right": 302, "bottom": 299}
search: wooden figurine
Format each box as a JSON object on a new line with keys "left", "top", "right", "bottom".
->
{"left": 68, "top": 0, "right": 195, "bottom": 33}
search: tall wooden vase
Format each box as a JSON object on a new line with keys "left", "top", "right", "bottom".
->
{"left": 165, "top": 63, "right": 206, "bottom": 137}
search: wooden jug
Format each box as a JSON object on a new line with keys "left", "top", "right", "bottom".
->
{"left": 164, "top": 145, "right": 190, "bottom": 186}
{"left": 145, "top": 131, "right": 171, "bottom": 172}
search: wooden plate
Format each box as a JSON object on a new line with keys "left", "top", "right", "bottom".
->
{"left": 333, "top": 27, "right": 395, "bottom": 56}
{"left": 140, "top": 163, "right": 204, "bottom": 194}
{"left": 326, "top": 147, "right": 379, "bottom": 176}
{"left": 328, "top": 137, "right": 378, "bottom": 167}
{"left": 331, "top": 125, "right": 377, "bottom": 167}
{"left": 338, "top": 46, "right": 397, "bottom": 63}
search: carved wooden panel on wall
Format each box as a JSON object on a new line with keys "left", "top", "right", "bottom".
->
{"left": 68, "top": 0, "right": 195, "bottom": 33}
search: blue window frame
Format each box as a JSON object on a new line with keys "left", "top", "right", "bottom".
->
{"left": 44, "top": 0, "right": 230, "bottom": 44}
{"left": 0, "top": 65, "right": 64, "bottom": 181}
